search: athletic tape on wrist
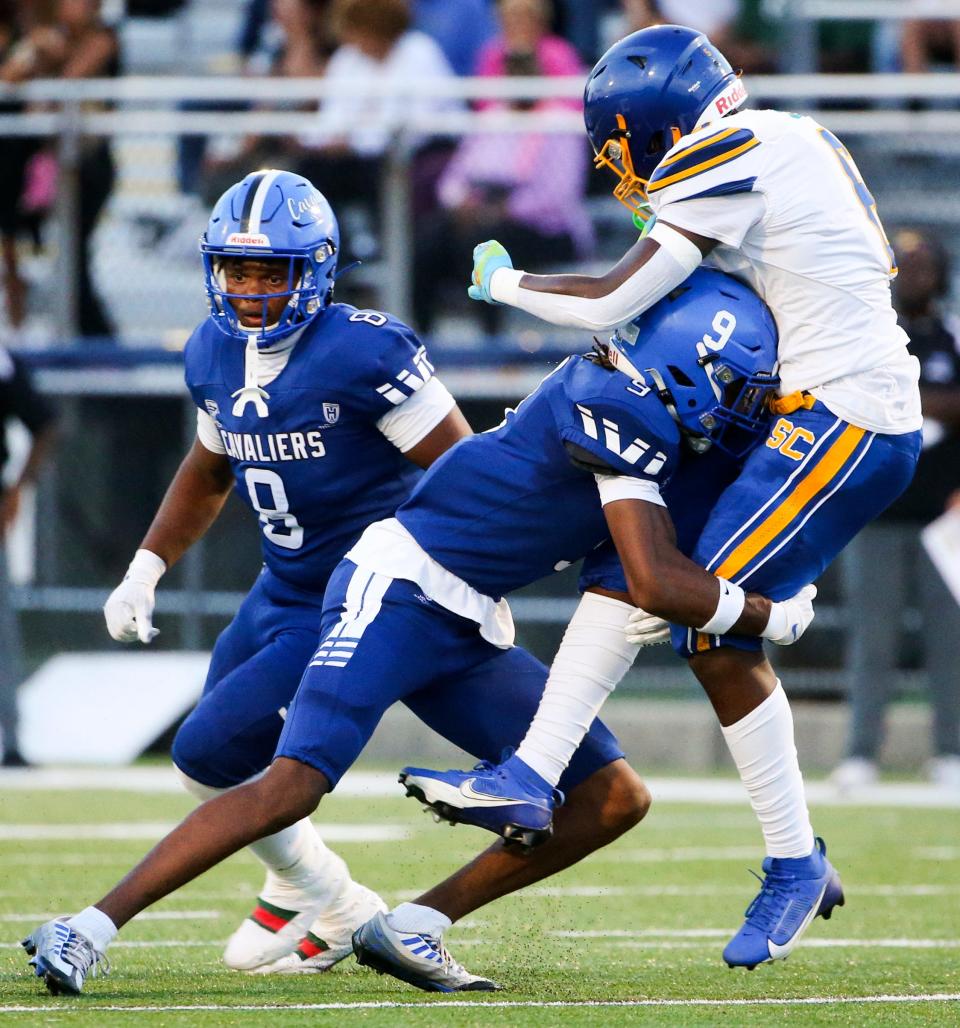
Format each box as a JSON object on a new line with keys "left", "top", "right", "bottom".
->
{"left": 697, "top": 578, "right": 745, "bottom": 635}
{"left": 128, "top": 548, "right": 167, "bottom": 587}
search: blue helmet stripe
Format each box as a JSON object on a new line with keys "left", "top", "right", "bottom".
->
{"left": 247, "top": 170, "right": 282, "bottom": 234}
{"left": 239, "top": 171, "right": 267, "bottom": 232}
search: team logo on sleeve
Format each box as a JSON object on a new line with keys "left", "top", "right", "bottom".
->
{"left": 204, "top": 399, "right": 220, "bottom": 418}
{"left": 375, "top": 346, "right": 436, "bottom": 405}
{"left": 322, "top": 402, "right": 340, "bottom": 425}
{"left": 577, "top": 404, "right": 667, "bottom": 474}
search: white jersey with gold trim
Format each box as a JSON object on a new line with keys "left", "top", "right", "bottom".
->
{"left": 647, "top": 108, "right": 921, "bottom": 435}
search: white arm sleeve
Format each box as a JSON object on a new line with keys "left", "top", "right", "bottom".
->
{"left": 196, "top": 408, "right": 226, "bottom": 454}
{"left": 489, "top": 222, "right": 702, "bottom": 332}
{"left": 595, "top": 473, "right": 666, "bottom": 508}
{"left": 514, "top": 591, "right": 639, "bottom": 785}
{"left": 376, "top": 376, "right": 456, "bottom": 453}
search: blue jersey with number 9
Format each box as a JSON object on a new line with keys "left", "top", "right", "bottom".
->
{"left": 184, "top": 304, "right": 435, "bottom": 590}
{"left": 395, "top": 353, "right": 683, "bottom": 600}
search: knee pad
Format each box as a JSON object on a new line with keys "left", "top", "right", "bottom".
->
{"left": 173, "top": 763, "right": 227, "bottom": 802}
{"left": 173, "top": 762, "right": 267, "bottom": 803}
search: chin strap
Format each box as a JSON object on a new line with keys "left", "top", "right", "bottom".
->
{"left": 646, "top": 365, "right": 711, "bottom": 453}
{"left": 231, "top": 335, "right": 271, "bottom": 417}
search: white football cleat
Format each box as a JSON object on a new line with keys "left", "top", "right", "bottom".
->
{"left": 352, "top": 910, "right": 500, "bottom": 993}
{"left": 22, "top": 918, "right": 109, "bottom": 995}
{"left": 226, "top": 877, "right": 386, "bottom": 973}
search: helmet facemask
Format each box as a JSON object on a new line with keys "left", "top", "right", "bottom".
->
{"left": 592, "top": 114, "right": 667, "bottom": 231}
{"left": 201, "top": 241, "right": 337, "bottom": 347}
{"left": 695, "top": 352, "right": 780, "bottom": 458}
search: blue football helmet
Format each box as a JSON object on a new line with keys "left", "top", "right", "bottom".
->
{"left": 200, "top": 169, "right": 339, "bottom": 345}
{"left": 604, "top": 268, "right": 779, "bottom": 458}
{"left": 584, "top": 25, "right": 746, "bottom": 224}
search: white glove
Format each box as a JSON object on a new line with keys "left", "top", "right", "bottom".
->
{"left": 761, "top": 584, "right": 817, "bottom": 646}
{"left": 624, "top": 606, "right": 672, "bottom": 647}
{"left": 103, "top": 549, "right": 167, "bottom": 643}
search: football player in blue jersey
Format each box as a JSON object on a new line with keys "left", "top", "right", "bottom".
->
{"left": 457, "top": 25, "right": 922, "bottom": 970}
{"left": 99, "top": 169, "right": 474, "bottom": 974}
{"left": 25, "top": 269, "right": 820, "bottom": 994}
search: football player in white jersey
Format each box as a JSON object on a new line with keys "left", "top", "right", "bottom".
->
{"left": 454, "top": 24, "right": 923, "bottom": 969}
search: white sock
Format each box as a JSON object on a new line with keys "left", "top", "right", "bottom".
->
{"left": 68, "top": 906, "right": 117, "bottom": 953}
{"left": 174, "top": 767, "right": 350, "bottom": 902}
{"left": 720, "top": 681, "right": 816, "bottom": 859}
{"left": 387, "top": 902, "right": 452, "bottom": 939}
{"left": 516, "top": 592, "right": 639, "bottom": 786}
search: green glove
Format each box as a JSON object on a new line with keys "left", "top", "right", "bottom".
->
{"left": 468, "top": 240, "right": 513, "bottom": 304}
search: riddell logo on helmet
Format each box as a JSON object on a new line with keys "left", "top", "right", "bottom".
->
{"left": 712, "top": 80, "right": 747, "bottom": 117}
{"left": 226, "top": 233, "right": 271, "bottom": 246}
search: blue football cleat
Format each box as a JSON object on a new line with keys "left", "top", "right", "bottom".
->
{"left": 724, "top": 836, "right": 845, "bottom": 969}
{"left": 399, "top": 754, "right": 563, "bottom": 848}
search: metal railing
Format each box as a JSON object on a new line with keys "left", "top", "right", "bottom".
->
{"left": 2, "top": 73, "right": 960, "bottom": 335}
{"left": 2, "top": 71, "right": 945, "bottom": 689}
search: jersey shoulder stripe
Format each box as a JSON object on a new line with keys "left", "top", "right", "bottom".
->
{"left": 648, "top": 127, "right": 759, "bottom": 194}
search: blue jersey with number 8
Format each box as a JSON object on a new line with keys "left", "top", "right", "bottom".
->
{"left": 184, "top": 304, "right": 434, "bottom": 590}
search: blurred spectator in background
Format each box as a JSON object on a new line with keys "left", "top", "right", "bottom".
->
{"left": 599, "top": 1, "right": 776, "bottom": 74}
{"left": 475, "top": 0, "right": 580, "bottom": 92}
{"left": 2, "top": 0, "right": 119, "bottom": 339}
{"left": 238, "top": 0, "right": 338, "bottom": 74}
{"left": 413, "top": 0, "right": 497, "bottom": 76}
{"left": 0, "top": 2, "right": 37, "bottom": 331}
{"left": 0, "top": 346, "right": 57, "bottom": 766}
{"left": 834, "top": 229, "right": 960, "bottom": 792}
{"left": 901, "top": 7, "right": 960, "bottom": 72}
{"left": 200, "top": 0, "right": 330, "bottom": 205}
{"left": 649, "top": 0, "right": 740, "bottom": 43}
{"left": 414, "top": 0, "right": 590, "bottom": 334}
{"left": 293, "top": 0, "right": 458, "bottom": 249}
{"left": 246, "top": 0, "right": 335, "bottom": 74}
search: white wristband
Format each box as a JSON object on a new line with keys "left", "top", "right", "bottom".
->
{"left": 128, "top": 548, "right": 167, "bottom": 588}
{"left": 489, "top": 266, "right": 524, "bottom": 306}
{"left": 697, "top": 578, "right": 745, "bottom": 635}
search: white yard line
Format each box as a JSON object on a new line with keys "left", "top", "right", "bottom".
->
{"left": 553, "top": 929, "right": 730, "bottom": 938}
{"left": 0, "top": 767, "right": 401, "bottom": 796}
{"left": 0, "top": 823, "right": 410, "bottom": 842}
{"left": 396, "top": 883, "right": 960, "bottom": 900}
{"left": 591, "top": 939, "right": 960, "bottom": 950}
{"left": 0, "top": 911, "right": 221, "bottom": 923}
{"left": 6, "top": 933, "right": 959, "bottom": 952}
{"left": 914, "top": 847, "right": 960, "bottom": 860}
{"left": 2, "top": 768, "right": 959, "bottom": 808}
{"left": 1, "top": 941, "right": 223, "bottom": 950}
{"left": 1, "top": 995, "right": 959, "bottom": 1012}
{"left": 587, "top": 846, "right": 761, "bottom": 862}
{"left": 549, "top": 930, "right": 960, "bottom": 949}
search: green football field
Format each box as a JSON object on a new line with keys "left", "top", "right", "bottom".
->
{"left": 1, "top": 768, "right": 958, "bottom": 1026}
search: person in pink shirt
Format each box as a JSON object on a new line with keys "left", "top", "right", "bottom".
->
{"left": 413, "top": 0, "right": 592, "bottom": 334}
{"left": 475, "top": 0, "right": 581, "bottom": 95}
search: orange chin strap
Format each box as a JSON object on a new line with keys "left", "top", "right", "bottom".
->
{"left": 593, "top": 115, "right": 682, "bottom": 228}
